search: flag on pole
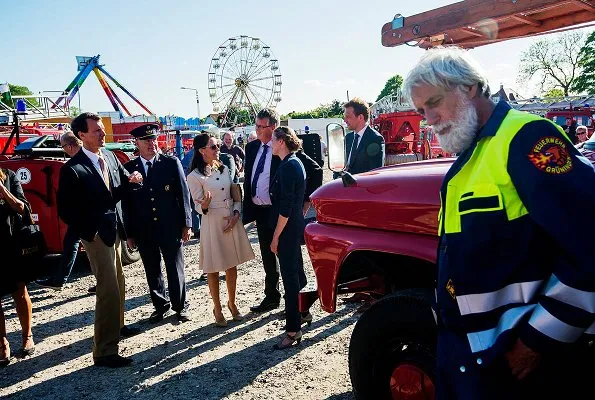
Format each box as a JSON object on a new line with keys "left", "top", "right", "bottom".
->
{"left": 0, "top": 82, "right": 12, "bottom": 107}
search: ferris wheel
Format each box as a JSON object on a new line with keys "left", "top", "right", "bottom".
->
{"left": 208, "top": 35, "right": 282, "bottom": 127}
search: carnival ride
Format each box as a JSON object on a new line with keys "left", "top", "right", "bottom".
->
{"left": 208, "top": 35, "right": 282, "bottom": 127}
{"left": 53, "top": 55, "right": 154, "bottom": 118}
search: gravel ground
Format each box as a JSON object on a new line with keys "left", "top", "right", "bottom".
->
{"left": 1, "top": 169, "right": 360, "bottom": 400}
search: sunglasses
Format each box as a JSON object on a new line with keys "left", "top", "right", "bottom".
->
{"left": 203, "top": 143, "right": 220, "bottom": 150}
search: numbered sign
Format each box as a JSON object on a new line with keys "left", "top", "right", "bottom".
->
{"left": 16, "top": 168, "right": 32, "bottom": 185}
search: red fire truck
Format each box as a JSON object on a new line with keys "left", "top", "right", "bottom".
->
{"left": 300, "top": 1, "right": 595, "bottom": 399}
{"left": 0, "top": 135, "right": 140, "bottom": 265}
{"left": 371, "top": 93, "right": 453, "bottom": 165}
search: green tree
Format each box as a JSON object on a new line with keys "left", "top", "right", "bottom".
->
{"left": 517, "top": 32, "right": 585, "bottom": 96}
{"left": 543, "top": 88, "right": 565, "bottom": 98}
{"left": 9, "top": 84, "right": 39, "bottom": 107}
{"left": 376, "top": 75, "right": 403, "bottom": 101}
{"left": 572, "top": 30, "right": 595, "bottom": 94}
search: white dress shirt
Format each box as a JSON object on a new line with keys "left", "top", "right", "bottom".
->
{"left": 347, "top": 124, "right": 368, "bottom": 166}
{"left": 82, "top": 146, "right": 105, "bottom": 177}
{"left": 250, "top": 139, "right": 273, "bottom": 206}
{"left": 140, "top": 155, "right": 157, "bottom": 175}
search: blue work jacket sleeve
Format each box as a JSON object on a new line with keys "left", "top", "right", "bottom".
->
{"left": 507, "top": 119, "right": 595, "bottom": 354}
{"left": 277, "top": 164, "right": 298, "bottom": 218}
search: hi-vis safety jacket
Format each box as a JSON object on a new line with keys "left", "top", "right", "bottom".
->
{"left": 436, "top": 101, "right": 595, "bottom": 365}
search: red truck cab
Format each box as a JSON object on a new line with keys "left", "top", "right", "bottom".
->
{"left": 301, "top": 123, "right": 453, "bottom": 400}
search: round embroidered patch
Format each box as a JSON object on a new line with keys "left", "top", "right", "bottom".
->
{"left": 528, "top": 136, "right": 573, "bottom": 174}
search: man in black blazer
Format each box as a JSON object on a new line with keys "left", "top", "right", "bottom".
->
{"left": 57, "top": 112, "right": 143, "bottom": 368}
{"left": 123, "top": 124, "right": 193, "bottom": 323}
{"left": 343, "top": 98, "right": 385, "bottom": 174}
{"left": 243, "top": 108, "right": 322, "bottom": 312}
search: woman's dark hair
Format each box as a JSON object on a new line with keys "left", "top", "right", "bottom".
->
{"left": 273, "top": 126, "right": 302, "bottom": 152}
{"left": 189, "top": 133, "right": 223, "bottom": 175}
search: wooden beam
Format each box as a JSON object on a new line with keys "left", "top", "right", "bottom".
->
{"left": 449, "top": 10, "right": 595, "bottom": 49}
{"left": 460, "top": 27, "right": 489, "bottom": 38}
{"left": 381, "top": 0, "right": 584, "bottom": 47}
{"left": 511, "top": 14, "right": 542, "bottom": 27}
{"left": 572, "top": 0, "right": 595, "bottom": 11}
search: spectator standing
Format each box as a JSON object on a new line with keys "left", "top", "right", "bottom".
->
{"left": 0, "top": 167, "right": 35, "bottom": 366}
{"left": 187, "top": 134, "right": 254, "bottom": 326}
{"left": 343, "top": 98, "right": 385, "bottom": 174}
{"left": 57, "top": 112, "right": 143, "bottom": 368}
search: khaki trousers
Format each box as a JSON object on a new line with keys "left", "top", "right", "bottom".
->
{"left": 81, "top": 233, "right": 125, "bottom": 357}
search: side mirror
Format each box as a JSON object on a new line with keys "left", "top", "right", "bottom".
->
{"left": 326, "top": 123, "right": 357, "bottom": 187}
{"left": 326, "top": 123, "right": 346, "bottom": 173}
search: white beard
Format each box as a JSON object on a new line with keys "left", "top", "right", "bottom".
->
{"left": 433, "top": 96, "right": 479, "bottom": 154}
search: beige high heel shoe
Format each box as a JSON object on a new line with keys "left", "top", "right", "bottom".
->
{"left": 227, "top": 302, "right": 244, "bottom": 321}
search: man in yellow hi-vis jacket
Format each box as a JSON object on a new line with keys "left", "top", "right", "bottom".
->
{"left": 403, "top": 47, "right": 595, "bottom": 400}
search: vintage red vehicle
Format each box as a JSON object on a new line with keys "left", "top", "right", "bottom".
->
{"left": 371, "top": 95, "right": 453, "bottom": 165}
{"left": 0, "top": 135, "right": 140, "bottom": 265}
{"left": 300, "top": 2, "right": 595, "bottom": 399}
{"left": 301, "top": 122, "right": 448, "bottom": 399}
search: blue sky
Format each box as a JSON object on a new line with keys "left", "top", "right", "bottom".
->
{"left": 3, "top": 0, "right": 593, "bottom": 119}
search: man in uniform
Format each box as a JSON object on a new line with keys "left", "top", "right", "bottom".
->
{"left": 403, "top": 47, "right": 595, "bottom": 399}
{"left": 124, "top": 124, "right": 193, "bottom": 323}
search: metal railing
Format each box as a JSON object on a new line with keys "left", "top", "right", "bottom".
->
{"left": 0, "top": 94, "right": 70, "bottom": 120}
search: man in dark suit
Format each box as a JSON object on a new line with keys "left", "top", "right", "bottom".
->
{"left": 123, "top": 124, "right": 193, "bottom": 323}
{"left": 57, "top": 112, "right": 143, "bottom": 368}
{"left": 243, "top": 108, "right": 322, "bottom": 313}
{"left": 343, "top": 98, "right": 385, "bottom": 174}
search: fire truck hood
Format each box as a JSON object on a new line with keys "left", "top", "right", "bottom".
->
{"left": 311, "top": 158, "right": 454, "bottom": 236}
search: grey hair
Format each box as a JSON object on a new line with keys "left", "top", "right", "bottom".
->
{"left": 402, "top": 47, "right": 491, "bottom": 101}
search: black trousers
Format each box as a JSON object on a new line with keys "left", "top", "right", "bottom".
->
{"left": 137, "top": 236, "right": 187, "bottom": 312}
{"left": 254, "top": 206, "right": 281, "bottom": 303}
{"left": 278, "top": 232, "right": 307, "bottom": 332}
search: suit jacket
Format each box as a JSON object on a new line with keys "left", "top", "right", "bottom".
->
{"left": 57, "top": 148, "right": 130, "bottom": 246}
{"left": 123, "top": 153, "right": 192, "bottom": 244}
{"left": 242, "top": 140, "right": 322, "bottom": 224}
{"left": 268, "top": 153, "right": 306, "bottom": 241}
{"left": 345, "top": 126, "right": 385, "bottom": 174}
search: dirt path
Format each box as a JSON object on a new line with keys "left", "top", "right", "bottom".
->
{"left": 1, "top": 224, "right": 359, "bottom": 400}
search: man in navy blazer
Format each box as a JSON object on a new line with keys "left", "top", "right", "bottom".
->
{"left": 343, "top": 98, "right": 385, "bottom": 174}
{"left": 123, "top": 124, "right": 193, "bottom": 324}
{"left": 242, "top": 109, "right": 322, "bottom": 313}
{"left": 57, "top": 112, "right": 143, "bottom": 368}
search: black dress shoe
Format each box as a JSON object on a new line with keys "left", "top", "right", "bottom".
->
{"left": 120, "top": 326, "right": 141, "bottom": 338}
{"left": 149, "top": 308, "right": 169, "bottom": 324}
{"left": 176, "top": 308, "right": 191, "bottom": 322}
{"left": 93, "top": 354, "right": 133, "bottom": 368}
{"left": 250, "top": 299, "right": 280, "bottom": 313}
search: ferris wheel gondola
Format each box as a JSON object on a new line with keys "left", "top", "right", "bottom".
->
{"left": 208, "top": 35, "right": 282, "bottom": 127}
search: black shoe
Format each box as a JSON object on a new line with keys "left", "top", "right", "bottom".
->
{"left": 149, "top": 308, "right": 169, "bottom": 324}
{"left": 250, "top": 299, "right": 280, "bottom": 313}
{"left": 176, "top": 308, "right": 191, "bottom": 322}
{"left": 120, "top": 326, "right": 141, "bottom": 338}
{"left": 93, "top": 354, "right": 133, "bottom": 368}
{"left": 88, "top": 285, "right": 97, "bottom": 294}
{"left": 34, "top": 279, "right": 63, "bottom": 291}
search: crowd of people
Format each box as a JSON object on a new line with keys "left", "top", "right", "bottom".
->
{"left": 1, "top": 46, "right": 594, "bottom": 399}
